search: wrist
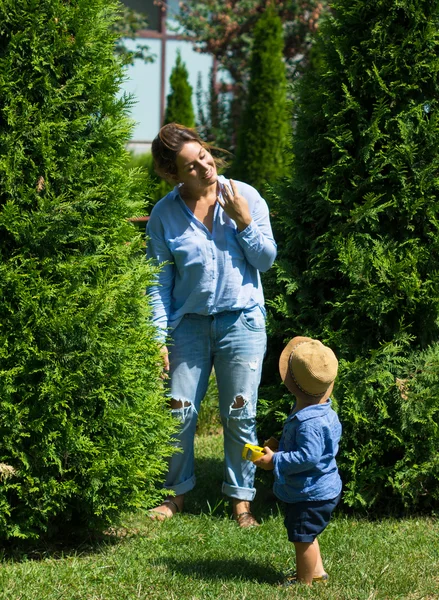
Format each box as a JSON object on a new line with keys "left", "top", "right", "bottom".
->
{"left": 236, "top": 216, "right": 252, "bottom": 232}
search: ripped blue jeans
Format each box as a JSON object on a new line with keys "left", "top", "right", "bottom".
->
{"left": 165, "top": 306, "right": 267, "bottom": 501}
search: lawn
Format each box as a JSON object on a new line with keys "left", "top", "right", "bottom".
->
{"left": 1, "top": 434, "right": 438, "bottom": 600}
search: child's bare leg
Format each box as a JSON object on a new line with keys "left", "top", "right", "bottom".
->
{"left": 313, "top": 538, "right": 326, "bottom": 576}
{"left": 294, "top": 541, "right": 317, "bottom": 585}
{"left": 294, "top": 539, "right": 326, "bottom": 584}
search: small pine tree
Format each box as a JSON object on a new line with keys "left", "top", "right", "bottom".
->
{"left": 233, "top": 5, "right": 290, "bottom": 189}
{"left": 0, "top": 0, "right": 177, "bottom": 540}
{"left": 262, "top": 0, "right": 439, "bottom": 511}
{"left": 164, "top": 50, "right": 195, "bottom": 127}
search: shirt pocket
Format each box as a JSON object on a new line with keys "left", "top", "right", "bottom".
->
{"left": 168, "top": 229, "right": 208, "bottom": 273}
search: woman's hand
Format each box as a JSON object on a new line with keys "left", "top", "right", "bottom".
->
{"left": 160, "top": 345, "right": 170, "bottom": 378}
{"left": 254, "top": 447, "right": 275, "bottom": 470}
{"left": 217, "top": 179, "right": 252, "bottom": 232}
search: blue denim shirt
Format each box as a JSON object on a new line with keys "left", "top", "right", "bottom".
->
{"left": 272, "top": 400, "right": 342, "bottom": 503}
{"left": 146, "top": 176, "right": 277, "bottom": 341}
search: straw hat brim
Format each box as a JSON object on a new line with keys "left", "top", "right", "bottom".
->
{"left": 279, "top": 336, "right": 335, "bottom": 403}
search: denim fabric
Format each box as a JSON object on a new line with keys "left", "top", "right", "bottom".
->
{"left": 273, "top": 400, "right": 342, "bottom": 503}
{"left": 164, "top": 307, "right": 267, "bottom": 501}
{"left": 146, "top": 176, "right": 277, "bottom": 342}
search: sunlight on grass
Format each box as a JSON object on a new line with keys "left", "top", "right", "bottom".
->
{"left": 0, "top": 434, "right": 438, "bottom": 600}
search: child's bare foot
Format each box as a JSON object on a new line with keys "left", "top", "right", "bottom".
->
{"left": 148, "top": 495, "right": 184, "bottom": 521}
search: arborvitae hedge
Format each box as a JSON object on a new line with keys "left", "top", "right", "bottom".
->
{"left": 233, "top": 6, "right": 289, "bottom": 190}
{"left": 0, "top": 0, "right": 177, "bottom": 540}
{"left": 164, "top": 49, "right": 195, "bottom": 127}
{"left": 262, "top": 0, "right": 439, "bottom": 512}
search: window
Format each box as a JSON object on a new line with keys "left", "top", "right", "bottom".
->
{"left": 121, "top": 0, "right": 160, "bottom": 32}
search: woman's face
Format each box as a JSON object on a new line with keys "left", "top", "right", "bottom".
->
{"left": 174, "top": 141, "right": 217, "bottom": 191}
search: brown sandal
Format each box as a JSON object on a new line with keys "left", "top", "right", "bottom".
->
{"left": 235, "top": 511, "right": 260, "bottom": 528}
{"left": 148, "top": 499, "right": 181, "bottom": 521}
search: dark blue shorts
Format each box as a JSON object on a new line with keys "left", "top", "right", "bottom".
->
{"left": 284, "top": 493, "right": 341, "bottom": 543}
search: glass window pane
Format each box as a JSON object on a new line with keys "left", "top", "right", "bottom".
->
{"left": 167, "top": 0, "right": 180, "bottom": 17}
{"left": 120, "top": 0, "right": 160, "bottom": 32}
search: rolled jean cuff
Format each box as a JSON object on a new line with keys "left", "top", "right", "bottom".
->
{"left": 222, "top": 482, "right": 256, "bottom": 501}
{"left": 165, "top": 474, "right": 196, "bottom": 497}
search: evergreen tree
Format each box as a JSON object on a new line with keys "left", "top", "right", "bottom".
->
{"left": 270, "top": 0, "right": 439, "bottom": 355}
{"left": 196, "top": 69, "right": 232, "bottom": 150}
{"left": 164, "top": 50, "right": 195, "bottom": 127}
{"left": 262, "top": 0, "right": 439, "bottom": 511}
{"left": 0, "top": 0, "right": 176, "bottom": 540}
{"left": 233, "top": 5, "right": 290, "bottom": 190}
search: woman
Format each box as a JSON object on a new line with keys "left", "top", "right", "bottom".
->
{"left": 146, "top": 123, "right": 276, "bottom": 527}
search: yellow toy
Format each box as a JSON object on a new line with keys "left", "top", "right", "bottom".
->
{"left": 242, "top": 443, "right": 265, "bottom": 462}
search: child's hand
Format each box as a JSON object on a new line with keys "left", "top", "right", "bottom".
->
{"left": 254, "top": 447, "right": 275, "bottom": 470}
{"left": 263, "top": 437, "right": 279, "bottom": 451}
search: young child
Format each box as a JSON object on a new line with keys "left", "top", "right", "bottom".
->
{"left": 254, "top": 336, "right": 342, "bottom": 586}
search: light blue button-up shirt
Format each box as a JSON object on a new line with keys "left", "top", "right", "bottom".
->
{"left": 146, "top": 176, "right": 277, "bottom": 340}
{"left": 273, "top": 400, "right": 342, "bottom": 503}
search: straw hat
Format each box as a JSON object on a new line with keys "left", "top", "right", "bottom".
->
{"left": 279, "top": 336, "right": 338, "bottom": 403}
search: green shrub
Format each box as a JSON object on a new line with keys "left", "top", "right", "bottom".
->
{"left": 127, "top": 152, "right": 173, "bottom": 207}
{"left": 268, "top": 0, "right": 439, "bottom": 356}
{"left": 233, "top": 6, "right": 290, "bottom": 189}
{"left": 337, "top": 338, "right": 439, "bottom": 512}
{"left": 0, "top": 0, "right": 177, "bottom": 540}
{"left": 261, "top": 0, "right": 439, "bottom": 512}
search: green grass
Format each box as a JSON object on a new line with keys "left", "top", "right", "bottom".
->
{"left": 1, "top": 434, "right": 438, "bottom": 600}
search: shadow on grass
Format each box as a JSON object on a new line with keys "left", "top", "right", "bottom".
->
{"left": 185, "top": 453, "right": 282, "bottom": 523}
{"left": 158, "top": 556, "right": 282, "bottom": 585}
{"left": 0, "top": 530, "right": 124, "bottom": 563}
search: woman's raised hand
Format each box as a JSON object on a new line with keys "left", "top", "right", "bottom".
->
{"left": 217, "top": 179, "right": 252, "bottom": 232}
{"left": 160, "top": 345, "right": 170, "bottom": 378}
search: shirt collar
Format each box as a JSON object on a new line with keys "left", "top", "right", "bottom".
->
{"left": 286, "top": 399, "right": 332, "bottom": 423}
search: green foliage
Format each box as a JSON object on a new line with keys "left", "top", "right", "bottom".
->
{"left": 164, "top": 50, "right": 195, "bottom": 128}
{"left": 0, "top": 0, "right": 177, "bottom": 540}
{"left": 262, "top": 0, "right": 439, "bottom": 511}
{"left": 233, "top": 6, "right": 290, "bottom": 190}
{"left": 337, "top": 338, "right": 439, "bottom": 512}
{"left": 196, "top": 69, "right": 233, "bottom": 151}
{"left": 176, "top": 1, "right": 327, "bottom": 150}
{"left": 175, "top": 1, "right": 327, "bottom": 87}
{"left": 269, "top": 0, "right": 439, "bottom": 355}
{"left": 112, "top": 4, "right": 155, "bottom": 66}
{"left": 127, "top": 152, "right": 173, "bottom": 207}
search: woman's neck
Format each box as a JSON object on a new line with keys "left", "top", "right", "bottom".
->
{"left": 180, "top": 181, "right": 218, "bottom": 205}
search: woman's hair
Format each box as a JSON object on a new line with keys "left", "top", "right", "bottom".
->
{"left": 151, "top": 122, "right": 227, "bottom": 181}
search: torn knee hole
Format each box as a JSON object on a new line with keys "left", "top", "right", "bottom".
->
{"left": 231, "top": 395, "right": 246, "bottom": 409}
{"left": 170, "top": 398, "right": 191, "bottom": 409}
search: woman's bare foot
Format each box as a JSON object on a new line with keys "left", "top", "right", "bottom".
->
{"left": 148, "top": 494, "right": 184, "bottom": 521}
